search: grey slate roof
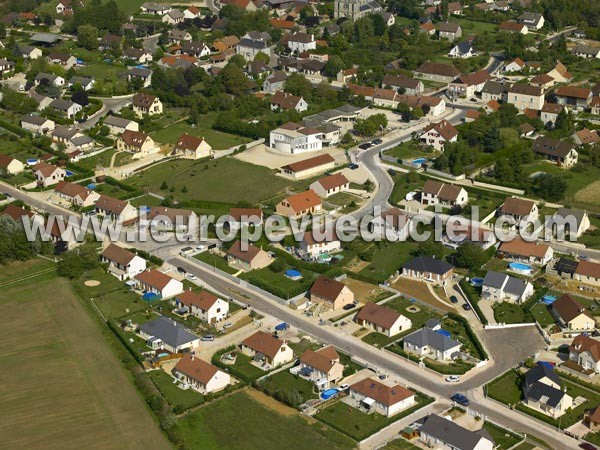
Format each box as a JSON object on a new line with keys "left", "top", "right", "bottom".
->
{"left": 420, "top": 414, "right": 493, "bottom": 450}
{"left": 554, "top": 208, "right": 586, "bottom": 230}
{"left": 104, "top": 115, "right": 134, "bottom": 128}
{"left": 482, "top": 271, "right": 529, "bottom": 297}
{"left": 526, "top": 381, "right": 566, "bottom": 407}
{"left": 482, "top": 80, "right": 508, "bottom": 95}
{"left": 139, "top": 316, "right": 199, "bottom": 348}
{"left": 524, "top": 364, "right": 561, "bottom": 388}
{"left": 403, "top": 256, "right": 453, "bottom": 275}
{"left": 22, "top": 114, "right": 49, "bottom": 126}
{"left": 404, "top": 327, "right": 461, "bottom": 352}
{"left": 504, "top": 276, "right": 528, "bottom": 297}
{"left": 50, "top": 99, "right": 77, "bottom": 111}
{"left": 482, "top": 270, "right": 507, "bottom": 289}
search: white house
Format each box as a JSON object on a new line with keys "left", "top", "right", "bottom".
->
{"left": 139, "top": 316, "right": 200, "bottom": 353}
{"left": 135, "top": 269, "right": 183, "bottom": 299}
{"left": 49, "top": 99, "right": 82, "bottom": 119}
{"left": 296, "top": 345, "right": 344, "bottom": 389}
{"left": 448, "top": 41, "right": 476, "bottom": 59}
{"left": 299, "top": 230, "right": 341, "bottom": 258}
{"left": 270, "top": 122, "right": 323, "bottom": 154}
{"left": 240, "top": 331, "right": 294, "bottom": 368}
{"left": 418, "top": 120, "right": 458, "bottom": 151}
{"left": 175, "top": 291, "right": 229, "bottom": 324}
{"left": 54, "top": 181, "right": 100, "bottom": 208}
{"left": 309, "top": 173, "right": 349, "bottom": 198}
{"left": 0, "top": 155, "right": 24, "bottom": 175}
{"left": 33, "top": 162, "right": 65, "bottom": 187}
{"left": 103, "top": 116, "right": 139, "bottom": 135}
{"left": 95, "top": 194, "right": 138, "bottom": 223}
{"left": 370, "top": 208, "right": 412, "bottom": 241}
{"left": 162, "top": 9, "right": 184, "bottom": 25}
{"left": 355, "top": 302, "right": 412, "bottom": 337}
{"left": 421, "top": 180, "right": 468, "bottom": 207}
{"left": 349, "top": 377, "right": 415, "bottom": 417}
{"left": 481, "top": 271, "right": 534, "bottom": 303}
{"left": 21, "top": 114, "right": 55, "bottom": 135}
{"left": 419, "top": 415, "right": 494, "bottom": 450}
{"left": 285, "top": 32, "right": 316, "bottom": 53}
{"left": 270, "top": 91, "right": 308, "bottom": 113}
{"left": 100, "top": 243, "right": 147, "bottom": 281}
{"left": 172, "top": 354, "right": 231, "bottom": 394}
{"left": 403, "top": 325, "right": 461, "bottom": 360}
{"left": 569, "top": 335, "right": 600, "bottom": 374}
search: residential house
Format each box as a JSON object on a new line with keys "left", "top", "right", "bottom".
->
{"left": 226, "top": 240, "right": 272, "bottom": 271}
{"left": 507, "top": 84, "right": 544, "bottom": 111}
{"left": 370, "top": 207, "right": 412, "bottom": 241}
{"left": 172, "top": 354, "right": 231, "bottom": 394}
{"left": 213, "top": 36, "right": 241, "bottom": 54}
{"left": 299, "top": 230, "right": 341, "bottom": 258}
{"left": 547, "top": 61, "right": 572, "bottom": 84}
{"left": 519, "top": 122, "right": 536, "bottom": 137}
{"left": 68, "top": 76, "right": 94, "bottom": 91}
{"left": 419, "top": 22, "right": 436, "bottom": 36}
{"left": 309, "top": 275, "right": 353, "bottom": 310}
{"left": 499, "top": 197, "right": 538, "bottom": 223}
{"left": 540, "top": 103, "right": 562, "bottom": 126}
{"left": 98, "top": 34, "right": 122, "bottom": 51}
{"left": 240, "top": 330, "right": 294, "bottom": 368}
{"left": 591, "top": 96, "right": 600, "bottom": 115}
{"left": 500, "top": 21, "right": 528, "bottom": 34}
{"left": 414, "top": 61, "right": 461, "bottom": 83}
{"left": 183, "top": 6, "right": 201, "bottom": 19}
{"left": 448, "top": 70, "right": 491, "bottom": 98}
{"left": 270, "top": 91, "right": 308, "bottom": 113}
{"left": 284, "top": 32, "right": 316, "bottom": 53}
{"left": 569, "top": 335, "right": 600, "bottom": 374}
{"left": 554, "top": 86, "right": 592, "bottom": 110}
{"left": 181, "top": 41, "right": 211, "bottom": 58}
{"left": 54, "top": 181, "right": 100, "bottom": 207}
{"left": 140, "top": 2, "right": 172, "bottom": 15}
{"left": 100, "top": 243, "right": 147, "bottom": 281}
{"left": 573, "top": 45, "right": 600, "bottom": 59}
{"left": 518, "top": 12, "right": 545, "bottom": 29}
{"left": 355, "top": 302, "right": 412, "bottom": 337}
{"left": 574, "top": 129, "right": 600, "bottom": 146}
{"left": 421, "top": 180, "right": 468, "bottom": 207}
{"left": 51, "top": 126, "right": 93, "bottom": 152}
{"left": 162, "top": 9, "right": 184, "bottom": 25}
{"left": 236, "top": 31, "right": 274, "bottom": 62}
{"left": 504, "top": 57, "right": 526, "bottom": 72}
{"left": 481, "top": 271, "right": 534, "bottom": 303}
{"left": 49, "top": 99, "right": 82, "bottom": 119}
{"left": 531, "top": 74, "right": 555, "bottom": 90}
{"left": 128, "top": 67, "right": 153, "bottom": 88}
{"left": 585, "top": 406, "right": 600, "bottom": 431}
{"left": 0, "top": 155, "right": 24, "bottom": 175}
{"left": 95, "top": 194, "right": 137, "bottom": 223}
{"left": 403, "top": 326, "right": 462, "bottom": 360}
{"left": 0, "top": 58, "right": 15, "bottom": 75}
{"left": 269, "top": 122, "right": 323, "bottom": 154}
{"left": 279, "top": 153, "right": 335, "bottom": 180}
{"left": 337, "top": 67, "right": 358, "bottom": 84}
{"left": 551, "top": 294, "right": 595, "bottom": 333}
{"left": 135, "top": 269, "right": 184, "bottom": 299}
{"left": 33, "top": 162, "right": 65, "bottom": 187}
{"left": 103, "top": 116, "right": 139, "bottom": 135}
{"left": 402, "top": 256, "right": 454, "bottom": 285}
{"left": 445, "top": 223, "right": 497, "bottom": 250}
{"left": 448, "top": 40, "right": 476, "bottom": 58}
{"left": 349, "top": 378, "right": 415, "bottom": 417}
{"left": 263, "top": 71, "right": 287, "bottom": 93}
{"left": 333, "top": 0, "right": 381, "bottom": 21}
{"left": 172, "top": 133, "right": 213, "bottom": 159}
{"left": 522, "top": 365, "right": 573, "bottom": 418}
{"left": 146, "top": 206, "right": 197, "bottom": 232}
{"left": 56, "top": 0, "right": 73, "bottom": 15}
{"left": 382, "top": 75, "right": 424, "bottom": 96}
{"left": 437, "top": 22, "right": 462, "bottom": 41}
{"left": 139, "top": 316, "right": 200, "bottom": 353}
{"left": 418, "top": 119, "right": 458, "bottom": 151}
{"left": 21, "top": 114, "right": 55, "bottom": 135}
{"left": 309, "top": 173, "right": 349, "bottom": 198}
{"left": 123, "top": 48, "right": 153, "bottom": 64}
{"left": 419, "top": 414, "right": 494, "bottom": 450}
{"left": 276, "top": 189, "right": 322, "bottom": 218}
{"left": 297, "top": 345, "right": 344, "bottom": 389}
{"left": 175, "top": 291, "right": 229, "bottom": 324}
{"left": 532, "top": 137, "right": 578, "bottom": 167}
{"left": 16, "top": 44, "right": 42, "bottom": 59}
{"left": 574, "top": 260, "right": 600, "bottom": 287}
{"left": 551, "top": 207, "right": 590, "bottom": 238}
{"left": 482, "top": 80, "right": 509, "bottom": 102}
{"left": 116, "top": 130, "right": 156, "bottom": 158}
{"left": 47, "top": 52, "right": 77, "bottom": 69}
{"left": 498, "top": 238, "right": 553, "bottom": 266}
{"left": 132, "top": 93, "right": 163, "bottom": 118}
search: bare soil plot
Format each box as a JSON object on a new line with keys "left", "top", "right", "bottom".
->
{"left": 0, "top": 272, "right": 170, "bottom": 450}
{"left": 575, "top": 180, "right": 600, "bottom": 205}
{"left": 342, "top": 278, "right": 391, "bottom": 303}
{"left": 391, "top": 277, "right": 453, "bottom": 312}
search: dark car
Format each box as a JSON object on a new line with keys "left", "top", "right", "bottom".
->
{"left": 343, "top": 303, "right": 357, "bottom": 310}
{"left": 387, "top": 169, "right": 397, "bottom": 176}
{"left": 579, "top": 444, "right": 597, "bottom": 450}
{"left": 371, "top": 138, "right": 382, "bottom": 145}
{"left": 358, "top": 143, "right": 371, "bottom": 150}
{"left": 462, "top": 303, "right": 471, "bottom": 311}
{"left": 451, "top": 393, "right": 470, "bottom": 406}
{"left": 450, "top": 295, "right": 458, "bottom": 304}
{"left": 348, "top": 163, "right": 359, "bottom": 170}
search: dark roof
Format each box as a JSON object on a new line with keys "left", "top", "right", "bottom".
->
{"left": 403, "top": 256, "right": 453, "bottom": 275}
{"left": 552, "top": 294, "right": 593, "bottom": 322}
{"left": 420, "top": 414, "right": 493, "bottom": 450}
{"left": 532, "top": 137, "right": 575, "bottom": 159}
{"left": 139, "top": 316, "right": 199, "bottom": 348}
{"left": 415, "top": 61, "right": 461, "bottom": 78}
{"left": 508, "top": 83, "right": 542, "bottom": 96}
{"left": 310, "top": 276, "right": 346, "bottom": 301}
{"left": 554, "top": 257, "right": 579, "bottom": 274}
{"left": 524, "top": 363, "right": 561, "bottom": 388}
{"left": 526, "top": 381, "right": 567, "bottom": 407}
{"left": 403, "top": 327, "right": 461, "bottom": 351}
{"left": 226, "top": 240, "right": 262, "bottom": 263}
{"left": 355, "top": 302, "right": 403, "bottom": 330}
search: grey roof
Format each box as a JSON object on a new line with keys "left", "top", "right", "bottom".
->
{"left": 454, "top": 41, "right": 473, "bottom": 55}
{"left": 245, "top": 31, "right": 271, "bottom": 41}
{"left": 166, "top": 9, "right": 184, "bottom": 19}
{"left": 30, "top": 32, "right": 60, "bottom": 44}
{"left": 519, "top": 12, "right": 543, "bottom": 23}
{"left": 128, "top": 67, "right": 152, "bottom": 77}
{"left": 554, "top": 208, "right": 586, "bottom": 229}
{"left": 425, "top": 319, "right": 441, "bottom": 329}
{"left": 482, "top": 80, "right": 508, "bottom": 95}
{"left": 483, "top": 271, "right": 528, "bottom": 297}
{"left": 359, "top": 1, "right": 381, "bottom": 12}
{"left": 35, "top": 72, "right": 59, "bottom": 82}
{"left": 22, "top": 114, "right": 49, "bottom": 126}
{"left": 524, "top": 364, "right": 561, "bottom": 388}
{"left": 573, "top": 45, "right": 600, "bottom": 56}
{"left": 139, "top": 316, "right": 199, "bottom": 348}
{"left": 50, "top": 99, "right": 77, "bottom": 110}
{"left": 52, "top": 126, "right": 78, "bottom": 139}
{"left": 526, "top": 381, "right": 566, "bottom": 407}
{"left": 238, "top": 38, "right": 270, "bottom": 49}
{"left": 403, "top": 256, "right": 453, "bottom": 275}
{"left": 482, "top": 271, "right": 508, "bottom": 289}
{"left": 16, "top": 43, "right": 37, "bottom": 54}
{"left": 420, "top": 414, "right": 493, "bottom": 450}
{"left": 71, "top": 135, "right": 93, "bottom": 146}
{"left": 404, "top": 327, "right": 461, "bottom": 352}
{"left": 504, "top": 277, "right": 528, "bottom": 297}
{"left": 69, "top": 76, "right": 93, "bottom": 86}
{"left": 104, "top": 115, "right": 134, "bottom": 128}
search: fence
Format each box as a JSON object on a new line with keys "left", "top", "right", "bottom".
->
{"left": 471, "top": 179, "right": 525, "bottom": 195}
{"left": 424, "top": 167, "right": 466, "bottom": 181}
{"left": 484, "top": 322, "right": 536, "bottom": 329}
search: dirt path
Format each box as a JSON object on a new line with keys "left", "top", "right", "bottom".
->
{"left": 245, "top": 388, "right": 298, "bottom": 417}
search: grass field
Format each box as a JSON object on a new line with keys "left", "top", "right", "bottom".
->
{"left": 178, "top": 390, "right": 354, "bottom": 450}
{"left": 126, "top": 157, "right": 292, "bottom": 205}
{"left": 148, "top": 369, "right": 205, "bottom": 411}
{"left": 0, "top": 264, "right": 170, "bottom": 450}
{"left": 483, "top": 422, "right": 521, "bottom": 449}
{"left": 76, "top": 148, "right": 115, "bottom": 170}
{"left": 358, "top": 241, "right": 418, "bottom": 283}
{"left": 382, "top": 439, "right": 420, "bottom": 449}
{"left": 486, "top": 370, "right": 522, "bottom": 405}
{"left": 194, "top": 251, "right": 238, "bottom": 274}
{"left": 258, "top": 371, "right": 319, "bottom": 405}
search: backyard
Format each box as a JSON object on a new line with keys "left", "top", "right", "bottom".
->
{"left": 257, "top": 371, "right": 319, "bottom": 406}
{"left": 239, "top": 265, "right": 320, "bottom": 299}
{"left": 486, "top": 370, "right": 523, "bottom": 405}
{"left": 148, "top": 369, "right": 204, "bottom": 412}
{"left": 194, "top": 251, "right": 238, "bottom": 274}
{"left": 357, "top": 241, "right": 419, "bottom": 284}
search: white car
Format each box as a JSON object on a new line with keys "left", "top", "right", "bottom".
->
{"left": 445, "top": 375, "right": 460, "bottom": 383}
{"left": 187, "top": 274, "right": 197, "bottom": 280}
{"left": 223, "top": 322, "right": 233, "bottom": 329}
{"left": 339, "top": 384, "right": 349, "bottom": 390}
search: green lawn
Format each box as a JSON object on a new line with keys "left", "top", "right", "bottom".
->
{"left": 455, "top": 18, "right": 499, "bottom": 34}
{"left": 77, "top": 148, "right": 115, "bottom": 171}
{"left": 483, "top": 422, "right": 522, "bottom": 449}
{"left": 384, "top": 141, "right": 436, "bottom": 163}
{"left": 382, "top": 439, "right": 421, "bottom": 450}
{"left": 229, "top": 352, "right": 269, "bottom": 381}
{"left": 94, "top": 181, "right": 136, "bottom": 200}
{"left": 385, "top": 297, "right": 441, "bottom": 329}
{"left": 586, "top": 432, "right": 600, "bottom": 447}
{"left": 529, "top": 303, "right": 555, "bottom": 327}
{"left": 390, "top": 174, "right": 426, "bottom": 205}
{"left": 493, "top": 302, "right": 528, "bottom": 324}
{"left": 126, "top": 157, "right": 292, "bottom": 205}
{"left": 512, "top": 444, "right": 536, "bottom": 450}
{"left": 77, "top": 62, "right": 126, "bottom": 80}
{"left": 0, "top": 257, "right": 56, "bottom": 286}
{"left": 150, "top": 115, "right": 251, "bottom": 150}
{"left": 486, "top": 370, "right": 522, "bottom": 405}
{"left": 362, "top": 331, "right": 400, "bottom": 348}
{"left": 178, "top": 390, "right": 355, "bottom": 450}
{"left": 358, "top": 241, "right": 419, "bottom": 284}
{"left": 258, "top": 371, "right": 319, "bottom": 406}
{"left": 129, "top": 194, "right": 165, "bottom": 208}
{"left": 194, "top": 252, "right": 238, "bottom": 274}
{"left": 148, "top": 369, "right": 204, "bottom": 412}
{"left": 240, "top": 265, "right": 318, "bottom": 299}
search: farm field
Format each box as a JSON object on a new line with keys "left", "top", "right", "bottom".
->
{"left": 0, "top": 264, "right": 170, "bottom": 450}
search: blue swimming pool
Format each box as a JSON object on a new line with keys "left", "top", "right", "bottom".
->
{"left": 157, "top": 352, "right": 169, "bottom": 358}
{"left": 509, "top": 262, "right": 532, "bottom": 274}
{"left": 542, "top": 295, "right": 557, "bottom": 305}
{"left": 285, "top": 269, "right": 302, "bottom": 279}
{"left": 471, "top": 277, "right": 484, "bottom": 286}
{"left": 26, "top": 158, "right": 38, "bottom": 165}
{"left": 86, "top": 183, "right": 96, "bottom": 190}
{"left": 65, "top": 170, "right": 74, "bottom": 177}
{"left": 321, "top": 388, "right": 340, "bottom": 400}
{"left": 413, "top": 158, "right": 427, "bottom": 165}
{"left": 436, "top": 329, "right": 451, "bottom": 337}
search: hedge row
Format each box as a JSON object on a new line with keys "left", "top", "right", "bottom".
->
{"left": 458, "top": 279, "right": 488, "bottom": 325}
{"left": 211, "top": 345, "right": 254, "bottom": 384}
{"left": 0, "top": 117, "right": 30, "bottom": 137}
{"left": 132, "top": 248, "right": 164, "bottom": 266}
{"left": 447, "top": 312, "right": 488, "bottom": 360}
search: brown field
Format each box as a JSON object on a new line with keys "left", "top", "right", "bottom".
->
{"left": 0, "top": 267, "right": 171, "bottom": 450}
{"left": 245, "top": 388, "right": 298, "bottom": 417}
{"left": 575, "top": 181, "right": 600, "bottom": 205}
{"left": 391, "top": 277, "right": 453, "bottom": 312}
{"left": 342, "top": 278, "right": 392, "bottom": 304}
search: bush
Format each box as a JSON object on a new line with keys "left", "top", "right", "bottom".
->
{"left": 458, "top": 279, "right": 488, "bottom": 326}
{"left": 447, "top": 312, "right": 488, "bottom": 360}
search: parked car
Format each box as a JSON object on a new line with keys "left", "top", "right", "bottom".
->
{"left": 187, "top": 274, "right": 197, "bottom": 280}
{"left": 339, "top": 384, "right": 349, "bottom": 390}
{"left": 579, "top": 444, "right": 597, "bottom": 450}
{"left": 201, "top": 335, "right": 214, "bottom": 342}
{"left": 359, "top": 142, "right": 372, "bottom": 150}
{"left": 462, "top": 303, "right": 471, "bottom": 311}
{"left": 348, "top": 163, "right": 359, "bottom": 170}
{"left": 223, "top": 322, "right": 233, "bottom": 329}
{"left": 450, "top": 295, "right": 458, "bottom": 304}
{"left": 177, "top": 266, "right": 187, "bottom": 274}
{"left": 387, "top": 169, "right": 396, "bottom": 176}
{"left": 451, "top": 393, "right": 470, "bottom": 406}
{"left": 343, "top": 303, "right": 357, "bottom": 310}
{"left": 445, "top": 375, "right": 460, "bottom": 382}
{"left": 371, "top": 138, "right": 382, "bottom": 145}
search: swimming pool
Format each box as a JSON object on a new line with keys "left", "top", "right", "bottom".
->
{"left": 157, "top": 352, "right": 169, "bottom": 358}
{"left": 509, "top": 262, "right": 532, "bottom": 274}
{"left": 436, "top": 329, "right": 451, "bottom": 337}
{"left": 65, "top": 170, "right": 74, "bottom": 177}
{"left": 413, "top": 158, "right": 427, "bottom": 165}
{"left": 26, "top": 158, "right": 39, "bottom": 165}
{"left": 285, "top": 269, "right": 302, "bottom": 280}
{"left": 542, "top": 295, "right": 557, "bottom": 305}
{"left": 321, "top": 388, "right": 340, "bottom": 400}
{"left": 471, "top": 277, "right": 484, "bottom": 287}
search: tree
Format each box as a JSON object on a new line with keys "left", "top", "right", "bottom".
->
{"left": 57, "top": 245, "right": 100, "bottom": 279}
{"left": 414, "top": 240, "right": 448, "bottom": 259}
{"left": 220, "top": 62, "right": 251, "bottom": 96}
{"left": 555, "top": 108, "right": 574, "bottom": 133}
{"left": 482, "top": 126, "right": 501, "bottom": 152}
{"left": 454, "top": 243, "right": 488, "bottom": 271}
{"left": 532, "top": 174, "right": 567, "bottom": 202}
{"left": 323, "top": 55, "right": 345, "bottom": 78}
{"left": 77, "top": 25, "right": 98, "bottom": 50}
{"left": 72, "top": 89, "right": 89, "bottom": 106}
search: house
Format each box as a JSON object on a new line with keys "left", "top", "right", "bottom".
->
{"left": 98, "top": 34, "right": 122, "bottom": 51}
{"left": 132, "top": 93, "right": 163, "bottom": 118}
{"left": 592, "top": 96, "right": 600, "bottom": 115}
{"left": 162, "top": 9, "right": 184, "bottom": 25}
{"left": 159, "top": 54, "right": 199, "bottom": 70}
{"left": 103, "top": 116, "right": 139, "bottom": 135}
{"left": 499, "top": 197, "right": 538, "bottom": 223}
{"left": 168, "top": 133, "right": 212, "bottom": 160}
{"left": 419, "top": 120, "right": 458, "bottom": 151}
{"left": 30, "top": 32, "right": 61, "bottom": 47}
{"left": 554, "top": 86, "right": 592, "bottom": 110}
{"left": 531, "top": 74, "right": 554, "bottom": 90}
{"left": 0, "top": 155, "right": 24, "bottom": 175}
{"left": 21, "top": 114, "right": 55, "bottom": 135}
{"left": 448, "top": 70, "right": 491, "bottom": 98}
{"left": 227, "top": 208, "right": 263, "bottom": 228}
{"left": 370, "top": 207, "right": 412, "bottom": 241}
{"left": 507, "top": 84, "right": 544, "bottom": 111}
{"left": 540, "top": 103, "right": 562, "bottom": 126}
{"left": 585, "top": 406, "right": 600, "bottom": 431}
{"left": 309, "top": 276, "right": 353, "bottom": 310}
{"left": 403, "top": 326, "right": 462, "bottom": 360}
{"left": 276, "top": 189, "right": 322, "bottom": 218}
{"left": 0, "top": 58, "right": 15, "bottom": 75}
{"left": 551, "top": 207, "right": 590, "bottom": 238}
{"left": 226, "top": 0, "right": 258, "bottom": 11}
{"left": 551, "top": 294, "right": 595, "bottom": 333}
{"left": 532, "top": 137, "right": 578, "bottom": 167}
{"left": 16, "top": 44, "right": 42, "bottom": 59}
{"left": 181, "top": 41, "right": 211, "bottom": 58}
{"left": 421, "top": 180, "right": 468, "bottom": 207}
{"left": 574, "top": 260, "right": 600, "bottom": 287}
{"left": 300, "top": 230, "right": 341, "bottom": 259}
{"left": 123, "top": 48, "right": 153, "bottom": 64}
{"left": 522, "top": 365, "right": 573, "bottom": 418}
{"left": 297, "top": 345, "right": 344, "bottom": 389}
{"left": 95, "top": 194, "right": 138, "bottom": 223}
{"left": 128, "top": 67, "right": 153, "bottom": 88}
{"left": 284, "top": 32, "right": 316, "bottom": 53}
{"left": 226, "top": 240, "right": 272, "bottom": 271}
{"left": 348, "top": 378, "right": 415, "bottom": 417}
{"left": 183, "top": 6, "right": 201, "bottom": 20}
{"left": 504, "top": 57, "right": 526, "bottom": 73}
{"left": 414, "top": 61, "right": 461, "bottom": 83}
{"left": 139, "top": 316, "right": 200, "bottom": 353}
{"left": 146, "top": 206, "right": 197, "bottom": 232}
{"left": 309, "top": 173, "right": 349, "bottom": 198}
{"left": 448, "top": 41, "right": 476, "bottom": 58}
{"left": 498, "top": 238, "right": 553, "bottom": 266}
{"left": 574, "top": 129, "right": 600, "bottom": 146}
{"left": 263, "top": 71, "right": 287, "bottom": 93}
{"left": 56, "top": 0, "right": 73, "bottom": 15}
{"left": 172, "top": 354, "right": 230, "bottom": 394}
{"left": 499, "top": 21, "right": 528, "bottom": 34}
{"left": 270, "top": 91, "right": 308, "bottom": 113}
{"left": 279, "top": 154, "right": 335, "bottom": 180}
{"left": 419, "top": 414, "right": 494, "bottom": 450}
{"left": 1, "top": 205, "right": 39, "bottom": 225}
{"left": 355, "top": 302, "right": 412, "bottom": 337}
{"left": 569, "top": 335, "right": 600, "bottom": 374}
{"left": 100, "top": 243, "right": 146, "bottom": 281}
{"left": 54, "top": 181, "right": 100, "bottom": 207}
{"left": 33, "top": 162, "right": 65, "bottom": 187}
{"left": 573, "top": 45, "right": 600, "bottom": 59}
{"left": 419, "top": 22, "right": 436, "bottom": 36}
{"left": 437, "top": 22, "right": 462, "bottom": 41}
{"left": 49, "top": 99, "right": 82, "bottom": 119}
{"left": 334, "top": 0, "right": 382, "bottom": 21}
{"left": 50, "top": 126, "right": 93, "bottom": 152}
{"left": 116, "top": 130, "right": 156, "bottom": 158}
{"left": 240, "top": 331, "right": 293, "bottom": 368}
{"left": 402, "top": 256, "right": 454, "bottom": 285}
{"left": 547, "top": 61, "right": 572, "bottom": 84}
{"left": 135, "top": 269, "right": 184, "bottom": 299}
{"left": 47, "top": 52, "right": 77, "bottom": 69}
{"left": 518, "top": 12, "right": 545, "bottom": 30}
{"left": 270, "top": 122, "right": 323, "bottom": 154}
{"left": 236, "top": 31, "right": 274, "bottom": 62}
{"left": 175, "top": 291, "right": 229, "bottom": 324}
{"left": 481, "top": 271, "right": 534, "bottom": 303}
{"left": 382, "top": 75, "right": 424, "bottom": 96}
{"left": 445, "top": 223, "right": 496, "bottom": 250}
{"left": 69, "top": 76, "right": 94, "bottom": 91}
{"left": 519, "top": 123, "right": 535, "bottom": 137}
{"left": 140, "top": 2, "right": 172, "bottom": 15}
{"left": 482, "top": 81, "right": 508, "bottom": 102}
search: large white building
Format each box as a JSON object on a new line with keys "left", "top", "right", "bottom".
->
{"left": 270, "top": 122, "right": 323, "bottom": 154}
